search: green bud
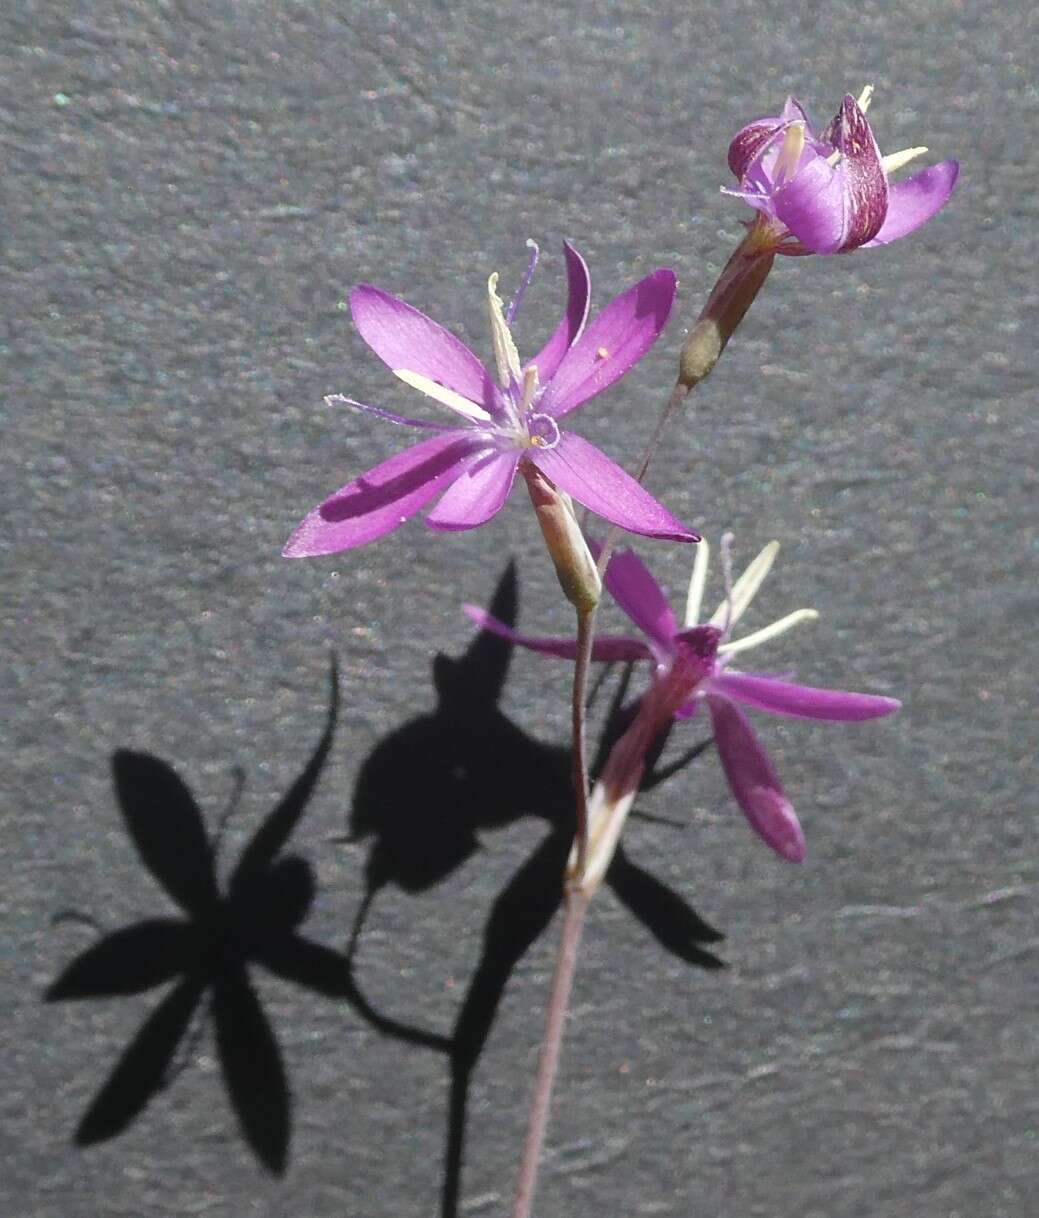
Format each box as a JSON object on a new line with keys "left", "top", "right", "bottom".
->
{"left": 522, "top": 463, "right": 602, "bottom": 614}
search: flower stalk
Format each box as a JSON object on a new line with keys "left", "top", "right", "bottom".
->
{"left": 678, "top": 222, "right": 776, "bottom": 391}
{"left": 509, "top": 885, "right": 588, "bottom": 1218}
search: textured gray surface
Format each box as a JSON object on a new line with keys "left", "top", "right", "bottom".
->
{"left": 3, "top": 1, "right": 1036, "bottom": 1215}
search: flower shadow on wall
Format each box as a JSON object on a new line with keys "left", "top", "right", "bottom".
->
{"left": 345, "top": 563, "right": 726, "bottom": 1218}
{"left": 45, "top": 660, "right": 440, "bottom": 1174}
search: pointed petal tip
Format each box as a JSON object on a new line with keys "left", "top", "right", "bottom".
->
{"left": 747, "top": 787, "right": 806, "bottom": 862}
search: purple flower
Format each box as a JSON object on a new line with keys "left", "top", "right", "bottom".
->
{"left": 284, "top": 244, "right": 697, "bottom": 557}
{"left": 465, "top": 537, "right": 900, "bottom": 865}
{"left": 725, "top": 86, "right": 959, "bottom": 255}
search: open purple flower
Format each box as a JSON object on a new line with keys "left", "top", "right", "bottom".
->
{"left": 725, "top": 86, "right": 959, "bottom": 255}
{"left": 284, "top": 244, "right": 697, "bottom": 557}
{"left": 465, "top": 537, "right": 900, "bottom": 866}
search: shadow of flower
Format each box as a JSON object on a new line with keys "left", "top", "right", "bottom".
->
{"left": 344, "top": 564, "right": 725, "bottom": 1216}
{"left": 46, "top": 659, "right": 355, "bottom": 1174}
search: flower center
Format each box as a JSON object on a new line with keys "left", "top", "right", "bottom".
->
{"left": 526, "top": 412, "right": 560, "bottom": 449}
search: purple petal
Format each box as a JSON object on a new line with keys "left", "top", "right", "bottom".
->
{"left": 526, "top": 242, "right": 591, "bottom": 382}
{"left": 527, "top": 433, "right": 699, "bottom": 542}
{"left": 706, "top": 694, "right": 805, "bottom": 862}
{"left": 602, "top": 547, "right": 678, "bottom": 655}
{"left": 728, "top": 117, "right": 785, "bottom": 181}
{"left": 781, "top": 96, "right": 815, "bottom": 131}
{"left": 506, "top": 242, "right": 539, "bottom": 325}
{"left": 711, "top": 672, "right": 901, "bottom": 722}
{"left": 425, "top": 449, "right": 520, "bottom": 532}
{"left": 538, "top": 269, "right": 677, "bottom": 419}
{"left": 829, "top": 95, "right": 888, "bottom": 249}
{"left": 463, "top": 605, "right": 652, "bottom": 663}
{"left": 770, "top": 97, "right": 887, "bottom": 255}
{"left": 350, "top": 285, "right": 497, "bottom": 410}
{"left": 863, "top": 160, "right": 960, "bottom": 247}
{"left": 283, "top": 432, "right": 484, "bottom": 556}
{"left": 771, "top": 154, "right": 850, "bottom": 254}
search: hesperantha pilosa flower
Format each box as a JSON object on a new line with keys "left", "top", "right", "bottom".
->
{"left": 724, "top": 86, "right": 959, "bottom": 255}
{"left": 465, "top": 537, "right": 900, "bottom": 888}
{"left": 283, "top": 243, "right": 698, "bottom": 557}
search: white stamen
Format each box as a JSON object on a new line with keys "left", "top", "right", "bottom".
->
{"left": 774, "top": 123, "right": 806, "bottom": 185}
{"left": 718, "top": 608, "right": 819, "bottom": 655}
{"left": 856, "top": 84, "right": 875, "bottom": 114}
{"left": 487, "top": 272, "right": 522, "bottom": 389}
{"left": 709, "top": 540, "right": 779, "bottom": 630}
{"left": 393, "top": 369, "right": 491, "bottom": 422}
{"left": 881, "top": 145, "right": 928, "bottom": 174}
{"left": 684, "top": 537, "right": 711, "bottom": 627}
{"left": 520, "top": 364, "right": 539, "bottom": 413}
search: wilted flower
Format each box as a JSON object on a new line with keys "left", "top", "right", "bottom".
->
{"left": 725, "top": 86, "right": 959, "bottom": 255}
{"left": 466, "top": 537, "right": 900, "bottom": 882}
{"left": 284, "top": 244, "right": 697, "bottom": 557}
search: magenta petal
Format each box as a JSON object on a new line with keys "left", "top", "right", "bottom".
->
{"left": 711, "top": 672, "right": 901, "bottom": 722}
{"left": 463, "top": 605, "right": 652, "bottom": 663}
{"left": 283, "top": 432, "right": 482, "bottom": 556}
{"left": 828, "top": 95, "right": 888, "bottom": 249}
{"left": 772, "top": 154, "right": 850, "bottom": 254}
{"left": 350, "top": 285, "right": 495, "bottom": 409}
{"left": 706, "top": 694, "right": 805, "bottom": 862}
{"left": 863, "top": 160, "right": 960, "bottom": 247}
{"left": 527, "top": 242, "right": 591, "bottom": 382}
{"left": 528, "top": 433, "right": 698, "bottom": 542}
{"left": 728, "top": 117, "right": 785, "bottom": 180}
{"left": 602, "top": 548, "right": 678, "bottom": 654}
{"left": 425, "top": 450, "right": 520, "bottom": 532}
{"left": 538, "top": 269, "right": 677, "bottom": 419}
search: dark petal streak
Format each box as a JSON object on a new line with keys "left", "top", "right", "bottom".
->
{"left": 831, "top": 95, "right": 889, "bottom": 250}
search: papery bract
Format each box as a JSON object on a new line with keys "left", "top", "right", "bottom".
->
{"left": 466, "top": 538, "right": 900, "bottom": 862}
{"left": 724, "top": 87, "right": 959, "bottom": 255}
{"left": 284, "top": 244, "right": 697, "bottom": 557}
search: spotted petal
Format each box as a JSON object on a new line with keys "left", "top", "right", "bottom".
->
{"left": 773, "top": 95, "right": 887, "bottom": 253}
{"left": 538, "top": 269, "right": 677, "bottom": 419}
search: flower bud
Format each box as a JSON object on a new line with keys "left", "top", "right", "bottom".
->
{"left": 679, "top": 236, "right": 774, "bottom": 389}
{"left": 522, "top": 463, "right": 602, "bottom": 614}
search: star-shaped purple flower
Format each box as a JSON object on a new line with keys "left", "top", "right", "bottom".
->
{"left": 465, "top": 537, "right": 900, "bottom": 863}
{"left": 284, "top": 244, "right": 697, "bottom": 557}
{"left": 725, "top": 87, "right": 959, "bottom": 255}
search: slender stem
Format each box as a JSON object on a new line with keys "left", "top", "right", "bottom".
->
{"left": 633, "top": 380, "right": 692, "bottom": 485}
{"left": 510, "top": 231, "right": 776, "bottom": 1216}
{"left": 509, "top": 886, "right": 589, "bottom": 1218}
{"left": 568, "top": 607, "right": 595, "bottom": 881}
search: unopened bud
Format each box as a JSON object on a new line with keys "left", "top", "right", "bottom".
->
{"left": 679, "top": 238, "right": 775, "bottom": 389}
{"left": 522, "top": 463, "right": 601, "bottom": 614}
